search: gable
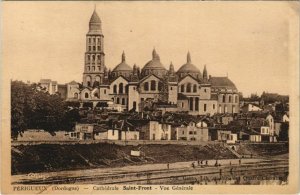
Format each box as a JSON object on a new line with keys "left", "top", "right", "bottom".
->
{"left": 178, "top": 75, "right": 199, "bottom": 86}
{"left": 81, "top": 88, "right": 91, "bottom": 93}
{"left": 110, "top": 76, "right": 129, "bottom": 86}
{"left": 139, "top": 74, "right": 161, "bottom": 85}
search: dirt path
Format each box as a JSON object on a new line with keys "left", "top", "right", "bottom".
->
{"left": 12, "top": 158, "right": 267, "bottom": 184}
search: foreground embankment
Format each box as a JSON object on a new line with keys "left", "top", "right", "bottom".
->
{"left": 11, "top": 142, "right": 288, "bottom": 175}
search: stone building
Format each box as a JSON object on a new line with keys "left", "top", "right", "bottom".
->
{"left": 41, "top": 9, "right": 240, "bottom": 115}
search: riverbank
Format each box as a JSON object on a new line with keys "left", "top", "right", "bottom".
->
{"left": 11, "top": 142, "right": 288, "bottom": 175}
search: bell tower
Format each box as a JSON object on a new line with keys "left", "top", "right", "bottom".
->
{"left": 83, "top": 9, "right": 105, "bottom": 87}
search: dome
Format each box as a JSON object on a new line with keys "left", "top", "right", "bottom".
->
{"left": 177, "top": 52, "right": 201, "bottom": 74}
{"left": 141, "top": 49, "right": 167, "bottom": 78}
{"left": 113, "top": 62, "right": 132, "bottom": 72}
{"left": 111, "top": 52, "right": 133, "bottom": 79}
{"left": 177, "top": 63, "right": 200, "bottom": 73}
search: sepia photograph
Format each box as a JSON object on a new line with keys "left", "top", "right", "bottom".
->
{"left": 1, "top": 1, "right": 299, "bottom": 194}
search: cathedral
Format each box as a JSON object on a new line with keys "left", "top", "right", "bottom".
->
{"left": 41, "top": 9, "right": 240, "bottom": 115}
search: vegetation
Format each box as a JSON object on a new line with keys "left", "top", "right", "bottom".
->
{"left": 11, "top": 143, "right": 236, "bottom": 174}
{"left": 11, "top": 81, "right": 80, "bottom": 139}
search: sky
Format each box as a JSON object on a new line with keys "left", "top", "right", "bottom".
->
{"left": 2, "top": 1, "right": 298, "bottom": 97}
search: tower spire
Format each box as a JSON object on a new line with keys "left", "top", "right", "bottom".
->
{"left": 169, "top": 61, "right": 175, "bottom": 75}
{"left": 203, "top": 64, "right": 208, "bottom": 80}
{"left": 152, "top": 48, "right": 157, "bottom": 59}
{"left": 187, "top": 51, "right": 191, "bottom": 63}
{"left": 122, "top": 51, "right": 126, "bottom": 62}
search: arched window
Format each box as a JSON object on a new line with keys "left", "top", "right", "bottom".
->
{"left": 122, "top": 98, "right": 125, "bottom": 105}
{"left": 195, "top": 97, "right": 199, "bottom": 111}
{"left": 119, "top": 83, "right": 123, "bottom": 94}
{"left": 85, "top": 92, "right": 89, "bottom": 98}
{"left": 92, "top": 55, "right": 95, "bottom": 61}
{"left": 187, "top": 83, "right": 191, "bottom": 93}
{"left": 181, "top": 85, "right": 185, "bottom": 92}
{"left": 116, "top": 97, "right": 120, "bottom": 104}
{"left": 235, "top": 95, "right": 238, "bottom": 103}
{"left": 150, "top": 80, "right": 156, "bottom": 91}
{"left": 193, "top": 84, "right": 197, "bottom": 93}
{"left": 86, "top": 76, "right": 91, "bottom": 87}
{"left": 93, "top": 46, "right": 96, "bottom": 51}
{"left": 95, "top": 75, "right": 101, "bottom": 82}
{"left": 87, "top": 55, "right": 90, "bottom": 62}
{"left": 74, "top": 93, "right": 78, "bottom": 99}
{"left": 113, "top": 85, "right": 117, "bottom": 93}
{"left": 125, "top": 85, "right": 128, "bottom": 94}
{"left": 229, "top": 95, "right": 232, "bottom": 103}
{"left": 223, "top": 95, "right": 226, "bottom": 103}
{"left": 94, "top": 93, "right": 99, "bottom": 98}
{"left": 144, "top": 82, "right": 149, "bottom": 91}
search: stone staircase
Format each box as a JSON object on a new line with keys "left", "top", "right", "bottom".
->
{"left": 224, "top": 144, "right": 241, "bottom": 158}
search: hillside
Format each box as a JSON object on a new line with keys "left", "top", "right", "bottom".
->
{"left": 12, "top": 143, "right": 236, "bottom": 175}
{"left": 11, "top": 142, "right": 288, "bottom": 175}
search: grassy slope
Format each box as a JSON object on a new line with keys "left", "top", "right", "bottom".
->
{"left": 12, "top": 143, "right": 236, "bottom": 175}
{"left": 12, "top": 142, "right": 288, "bottom": 175}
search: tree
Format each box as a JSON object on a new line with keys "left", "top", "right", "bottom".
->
{"left": 11, "top": 80, "right": 81, "bottom": 139}
{"left": 11, "top": 81, "right": 35, "bottom": 139}
{"left": 279, "top": 122, "right": 289, "bottom": 141}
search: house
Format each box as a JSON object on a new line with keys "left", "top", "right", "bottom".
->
{"left": 250, "top": 134, "right": 262, "bottom": 142}
{"left": 239, "top": 130, "right": 262, "bottom": 142}
{"left": 226, "top": 133, "right": 238, "bottom": 144}
{"left": 241, "top": 103, "right": 262, "bottom": 112}
{"left": 120, "top": 121, "right": 140, "bottom": 140}
{"left": 121, "top": 130, "right": 139, "bottom": 140}
{"left": 263, "top": 104, "right": 276, "bottom": 113}
{"left": 209, "top": 128, "right": 231, "bottom": 141}
{"left": 94, "top": 129, "right": 120, "bottom": 140}
{"left": 140, "top": 121, "right": 171, "bottom": 140}
{"left": 93, "top": 124, "right": 118, "bottom": 140}
{"left": 73, "top": 123, "right": 94, "bottom": 140}
{"left": 213, "top": 113, "right": 234, "bottom": 125}
{"left": 249, "top": 117, "right": 277, "bottom": 142}
{"left": 175, "top": 120, "right": 209, "bottom": 141}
